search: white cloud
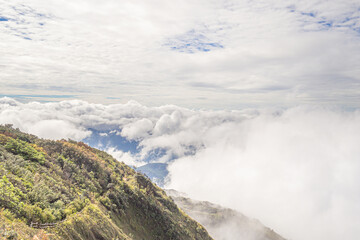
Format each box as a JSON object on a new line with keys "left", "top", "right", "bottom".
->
{"left": 105, "top": 147, "right": 144, "bottom": 167}
{"left": 1, "top": 0, "right": 360, "bottom": 108}
{"left": 167, "top": 106, "right": 360, "bottom": 240}
{"left": 120, "top": 118, "right": 153, "bottom": 140}
{"left": 153, "top": 111, "right": 182, "bottom": 136}
{"left": 29, "top": 119, "right": 90, "bottom": 140}
{"left": 0, "top": 98, "right": 254, "bottom": 163}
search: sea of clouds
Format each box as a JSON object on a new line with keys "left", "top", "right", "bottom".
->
{"left": 1, "top": 97, "right": 360, "bottom": 240}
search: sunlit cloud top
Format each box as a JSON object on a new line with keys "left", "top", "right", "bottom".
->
{"left": 1, "top": 0, "right": 360, "bottom": 109}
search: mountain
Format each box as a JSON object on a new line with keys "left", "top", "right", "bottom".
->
{"left": 0, "top": 125, "right": 212, "bottom": 240}
{"left": 166, "top": 190, "right": 286, "bottom": 240}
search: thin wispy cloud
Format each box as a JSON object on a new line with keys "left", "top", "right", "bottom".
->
{"left": 0, "top": 0, "right": 359, "bottom": 108}
{"left": 164, "top": 28, "right": 224, "bottom": 53}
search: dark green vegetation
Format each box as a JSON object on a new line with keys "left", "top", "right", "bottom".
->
{"left": 0, "top": 125, "right": 212, "bottom": 240}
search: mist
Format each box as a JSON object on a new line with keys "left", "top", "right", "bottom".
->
{"left": 167, "top": 107, "right": 360, "bottom": 240}
{"left": 1, "top": 98, "right": 359, "bottom": 239}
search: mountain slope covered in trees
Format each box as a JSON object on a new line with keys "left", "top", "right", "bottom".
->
{"left": 0, "top": 125, "right": 212, "bottom": 240}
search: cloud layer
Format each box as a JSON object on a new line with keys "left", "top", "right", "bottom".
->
{"left": 1, "top": 0, "right": 360, "bottom": 108}
{"left": 0, "top": 97, "right": 255, "bottom": 165}
{"left": 168, "top": 107, "right": 360, "bottom": 240}
{"left": 1, "top": 98, "right": 360, "bottom": 240}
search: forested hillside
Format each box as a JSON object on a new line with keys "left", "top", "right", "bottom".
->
{"left": 0, "top": 125, "right": 212, "bottom": 240}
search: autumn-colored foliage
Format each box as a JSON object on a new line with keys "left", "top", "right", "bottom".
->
{"left": 0, "top": 125, "right": 212, "bottom": 240}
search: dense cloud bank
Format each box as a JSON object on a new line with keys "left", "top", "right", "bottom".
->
{"left": 0, "top": 97, "right": 256, "bottom": 165}
{"left": 1, "top": 97, "right": 360, "bottom": 240}
{"left": 168, "top": 107, "right": 360, "bottom": 240}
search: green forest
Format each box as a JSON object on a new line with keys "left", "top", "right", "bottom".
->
{"left": 0, "top": 125, "right": 212, "bottom": 240}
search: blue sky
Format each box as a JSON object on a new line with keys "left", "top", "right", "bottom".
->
{"left": 0, "top": 0, "right": 360, "bottom": 109}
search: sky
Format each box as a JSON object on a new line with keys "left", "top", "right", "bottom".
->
{"left": 1, "top": 1, "right": 360, "bottom": 240}
{"left": 1, "top": 0, "right": 360, "bottom": 109}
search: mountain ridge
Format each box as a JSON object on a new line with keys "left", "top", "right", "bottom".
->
{"left": 0, "top": 125, "right": 212, "bottom": 240}
{"left": 166, "top": 190, "right": 286, "bottom": 240}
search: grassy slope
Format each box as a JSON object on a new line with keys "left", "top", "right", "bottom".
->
{"left": 0, "top": 125, "right": 212, "bottom": 240}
